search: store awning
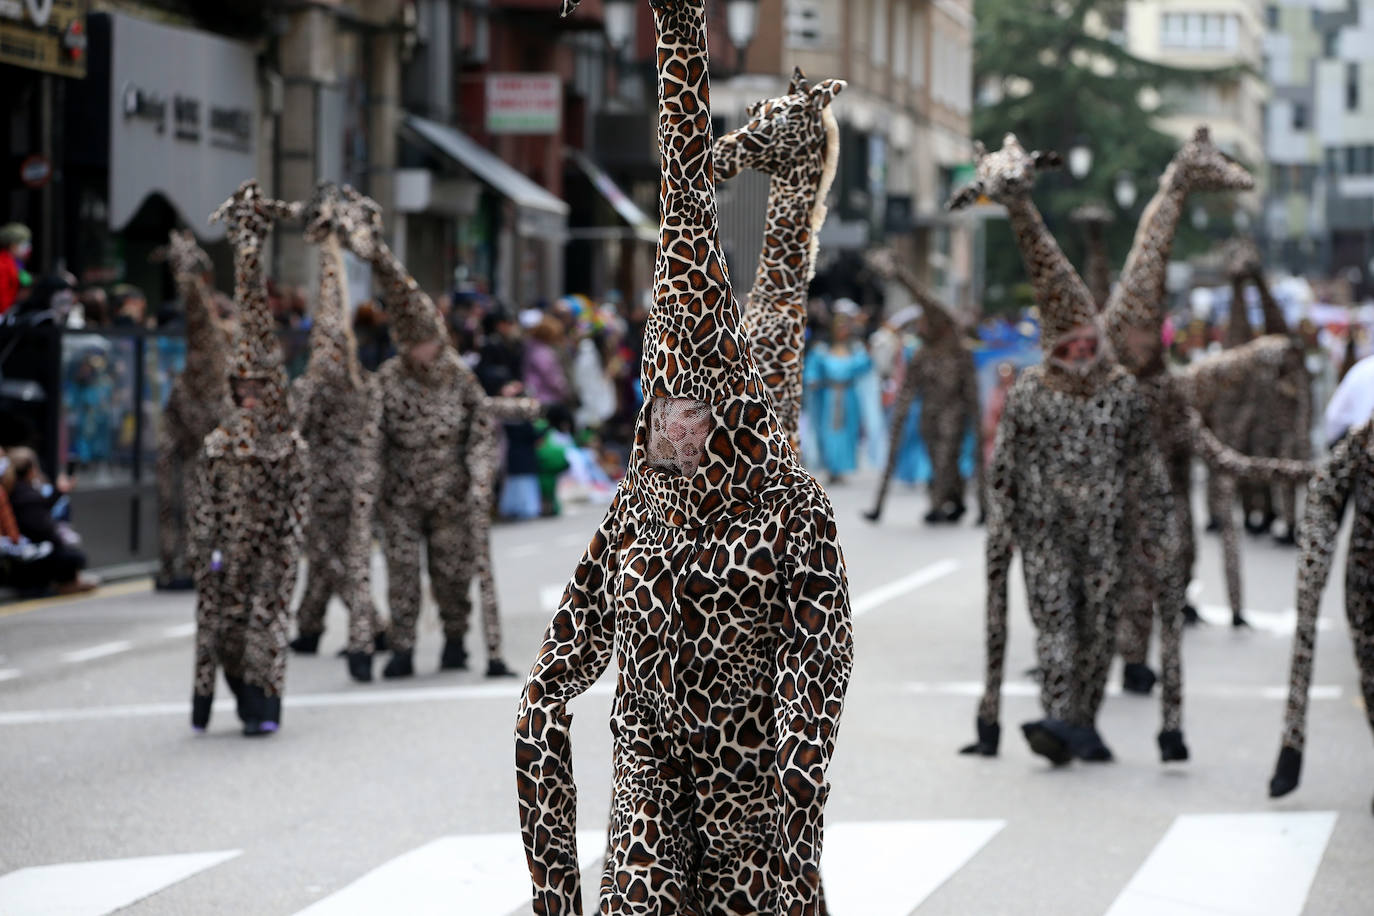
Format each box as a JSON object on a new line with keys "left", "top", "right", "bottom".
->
{"left": 565, "top": 148, "right": 657, "bottom": 243}
{"left": 402, "top": 114, "right": 569, "bottom": 239}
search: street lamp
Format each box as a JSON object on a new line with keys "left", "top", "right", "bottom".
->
{"left": 1067, "top": 139, "right": 1093, "bottom": 180}
{"left": 1192, "top": 204, "right": 1209, "bottom": 231}
{"left": 603, "top": 0, "right": 635, "bottom": 53}
{"left": 726, "top": 0, "right": 760, "bottom": 70}
{"left": 1113, "top": 172, "right": 1137, "bottom": 209}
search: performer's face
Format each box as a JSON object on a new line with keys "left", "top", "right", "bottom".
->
{"left": 231, "top": 377, "right": 266, "bottom": 409}
{"left": 647, "top": 397, "right": 713, "bottom": 476}
{"left": 1051, "top": 326, "right": 1099, "bottom": 371}
{"left": 407, "top": 338, "right": 442, "bottom": 366}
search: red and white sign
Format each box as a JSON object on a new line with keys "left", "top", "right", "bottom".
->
{"left": 486, "top": 74, "right": 561, "bottom": 135}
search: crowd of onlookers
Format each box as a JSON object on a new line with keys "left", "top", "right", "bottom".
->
{"left": 0, "top": 446, "right": 98, "bottom": 596}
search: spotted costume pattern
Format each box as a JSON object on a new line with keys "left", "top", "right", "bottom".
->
{"left": 154, "top": 231, "right": 228, "bottom": 587}
{"left": 950, "top": 134, "right": 1181, "bottom": 763}
{"left": 1069, "top": 203, "right": 1114, "bottom": 311}
{"left": 190, "top": 182, "right": 309, "bottom": 734}
{"left": 714, "top": 67, "right": 843, "bottom": 450}
{"left": 863, "top": 248, "right": 983, "bottom": 524}
{"left": 289, "top": 184, "right": 385, "bottom": 676}
{"left": 1270, "top": 420, "right": 1374, "bottom": 811}
{"left": 517, "top": 2, "right": 853, "bottom": 912}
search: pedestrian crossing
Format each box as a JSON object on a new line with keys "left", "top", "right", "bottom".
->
{"left": 0, "top": 813, "right": 1341, "bottom": 916}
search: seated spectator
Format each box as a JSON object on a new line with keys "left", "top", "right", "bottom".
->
{"left": 110, "top": 285, "right": 150, "bottom": 329}
{"left": 2, "top": 447, "right": 97, "bottom": 595}
{"left": 79, "top": 287, "right": 110, "bottom": 328}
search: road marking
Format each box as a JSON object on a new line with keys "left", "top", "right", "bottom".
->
{"left": 162, "top": 623, "right": 196, "bottom": 639}
{"left": 0, "top": 849, "right": 241, "bottom": 915}
{"left": 506, "top": 543, "right": 543, "bottom": 558}
{"left": 903, "top": 681, "right": 1342, "bottom": 701}
{"left": 0, "top": 669, "right": 20, "bottom": 682}
{"left": 822, "top": 819, "right": 1004, "bottom": 915}
{"left": 1105, "top": 812, "right": 1337, "bottom": 916}
{"left": 293, "top": 832, "right": 604, "bottom": 916}
{"left": 0, "top": 676, "right": 618, "bottom": 726}
{"left": 0, "top": 578, "right": 154, "bottom": 619}
{"left": 852, "top": 558, "right": 960, "bottom": 618}
{"left": 62, "top": 640, "right": 134, "bottom": 664}
{"left": 1196, "top": 605, "right": 1333, "bottom": 636}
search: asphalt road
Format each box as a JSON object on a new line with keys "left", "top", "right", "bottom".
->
{"left": 0, "top": 471, "right": 1370, "bottom": 915}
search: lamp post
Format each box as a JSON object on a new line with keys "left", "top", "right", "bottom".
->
{"left": 603, "top": 0, "right": 635, "bottom": 55}
{"left": 1113, "top": 171, "right": 1137, "bottom": 210}
{"left": 725, "top": 0, "right": 760, "bottom": 73}
{"left": 1067, "top": 139, "right": 1093, "bottom": 180}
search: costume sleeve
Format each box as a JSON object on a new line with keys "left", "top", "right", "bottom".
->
{"left": 777, "top": 501, "right": 854, "bottom": 914}
{"left": 187, "top": 445, "right": 222, "bottom": 594}
{"left": 974, "top": 384, "right": 1021, "bottom": 742}
{"left": 516, "top": 501, "right": 620, "bottom": 915}
{"left": 1188, "top": 408, "right": 1313, "bottom": 482}
{"left": 1271, "top": 429, "right": 1356, "bottom": 795}
{"left": 486, "top": 395, "right": 542, "bottom": 423}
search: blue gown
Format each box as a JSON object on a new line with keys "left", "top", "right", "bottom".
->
{"left": 804, "top": 344, "right": 877, "bottom": 476}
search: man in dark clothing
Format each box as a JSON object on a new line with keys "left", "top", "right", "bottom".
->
{"left": 4, "top": 448, "right": 95, "bottom": 593}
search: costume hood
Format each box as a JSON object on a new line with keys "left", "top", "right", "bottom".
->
{"left": 302, "top": 182, "right": 363, "bottom": 389}
{"left": 208, "top": 180, "right": 300, "bottom": 460}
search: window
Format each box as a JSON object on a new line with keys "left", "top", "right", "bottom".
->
{"left": 1326, "top": 147, "right": 1341, "bottom": 175}
{"left": 1324, "top": 30, "right": 1339, "bottom": 58}
{"left": 1265, "top": 4, "right": 1279, "bottom": 29}
{"left": 1161, "top": 11, "right": 1239, "bottom": 50}
{"left": 1271, "top": 164, "right": 1289, "bottom": 193}
{"left": 909, "top": 6, "right": 926, "bottom": 86}
{"left": 872, "top": 0, "right": 888, "bottom": 66}
{"left": 1292, "top": 102, "right": 1308, "bottom": 130}
{"left": 892, "top": 1, "right": 908, "bottom": 79}
{"left": 1348, "top": 62, "right": 1360, "bottom": 111}
{"left": 1347, "top": 146, "right": 1359, "bottom": 174}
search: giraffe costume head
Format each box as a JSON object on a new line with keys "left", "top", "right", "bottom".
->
{"left": 209, "top": 180, "right": 301, "bottom": 458}
{"left": 864, "top": 246, "right": 959, "bottom": 343}
{"left": 300, "top": 181, "right": 364, "bottom": 389}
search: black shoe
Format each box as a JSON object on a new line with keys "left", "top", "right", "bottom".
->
{"left": 1122, "top": 662, "right": 1157, "bottom": 696}
{"left": 861, "top": 508, "right": 882, "bottom": 523}
{"left": 1183, "top": 605, "right": 1202, "bottom": 626}
{"left": 1273, "top": 531, "right": 1296, "bottom": 547}
{"left": 243, "top": 719, "right": 280, "bottom": 737}
{"left": 440, "top": 640, "right": 469, "bottom": 671}
{"left": 225, "top": 675, "right": 249, "bottom": 723}
{"left": 1070, "top": 727, "right": 1114, "bottom": 763}
{"left": 923, "top": 508, "right": 952, "bottom": 524}
{"left": 1269, "top": 746, "right": 1302, "bottom": 798}
{"left": 374, "top": 630, "right": 390, "bottom": 653}
{"left": 958, "top": 718, "right": 1000, "bottom": 757}
{"left": 1232, "top": 613, "right": 1251, "bottom": 628}
{"left": 157, "top": 576, "right": 195, "bottom": 592}
{"left": 383, "top": 651, "right": 415, "bottom": 679}
{"left": 485, "top": 658, "right": 517, "bottom": 678}
{"left": 290, "top": 632, "right": 322, "bottom": 655}
{"left": 1021, "top": 720, "right": 1073, "bottom": 766}
{"left": 191, "top": 694, "right": 213, "bottom": 731}
{"left": 948, "top": 501, "right": 967, "bottom": 521}
{"left": 347, "top": 651, "right": 374, "bottom": 683}
{"left": 1204, "top": 518, "right": 1221, "bottom": 533}
{"left": 238, "top": 684, "right": 281, "bottom": 736}
{"left": 975, "top": 512, "right": 986, "bottom": 527}
{"left": 1158, "top": 729, "right": 1189, "bottom": 763}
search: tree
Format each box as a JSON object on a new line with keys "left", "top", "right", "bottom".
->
{"left": 973, "top": 0, "right": 1248, "bottom": 315}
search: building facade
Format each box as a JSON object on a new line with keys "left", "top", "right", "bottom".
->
{"left": 1263, "top": 0, "right": 1374, "bottom": 295}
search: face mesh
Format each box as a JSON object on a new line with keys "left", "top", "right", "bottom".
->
{"left": 647, "top": 397, "right": 714, "bottom": 476}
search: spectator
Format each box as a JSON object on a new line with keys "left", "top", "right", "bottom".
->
{"left": 523, "top": 315, "right": 571, "bottom": 408}
{"left": 78, "top": 287, "right": 110, "bottom": 328}
{"left": 110, "top": 285, "right": 150, "bottom": 329}
{"left": 803, "top": 307, "right": 883, "bottom": 484}
{"left": 0, "top": 223, "right": 32, "bottom": 316}
{"left": 2, "top": 447, "right": 97, "bottom": 595}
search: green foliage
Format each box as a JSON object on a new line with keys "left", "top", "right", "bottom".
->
{"left": 973, "top": 0, "right": 1248, "bottom": 315}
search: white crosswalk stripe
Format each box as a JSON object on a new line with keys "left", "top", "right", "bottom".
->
{"left": 292, "top": 832, "right": 604, "bottom": 916}
{"left": 1105, "top": 812, "right": 1338, "bottom": 916}
{"left": 821, "top": 819, "right": 1004, "bottom": 915}
{"left": 0, "top": 850, "right": 241, "bottom": 916}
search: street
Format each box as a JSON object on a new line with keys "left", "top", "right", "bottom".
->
{"left": 0, "top": 471, "right": 1370, "bottom": 916}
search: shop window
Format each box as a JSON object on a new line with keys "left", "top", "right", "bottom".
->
{"left": 1347, "top": 62, "right": 1360, "bottom": 111}
{"left": 1292, "top": 102, "right": 1308, "bottom": 130}
{"left": 62, "top": 334, "right": 137, "bottom": 486}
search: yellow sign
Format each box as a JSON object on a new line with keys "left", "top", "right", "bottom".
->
{"left": 0, "top": 0, "right": 88, "bottom": 78}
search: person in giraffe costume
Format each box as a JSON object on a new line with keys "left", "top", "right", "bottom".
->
{"left": 947, "top": 134, "right": 1181, "bottom": 765}
{"left": 334, "top": 184, "right": 536, "bottom": 678}
{"left": 153, "top": 230, "right": 229, "bottom": 591}
{"left": 189, "top": 181, "right": 309, "bottom": 737}
{"left": 1269, "top": 418, "right": 1374, "bottom": 814}
{"left": 516, "top": 1, "right": 853, "bottom": 912}
{"left": 713, "top": 66, "right": 844, "bottom": 450}
{"left": 286, "top": 182, "right": 387, "bottom": 683}
{"left": 861, "top": 247, "right": 983, "bottom": 525}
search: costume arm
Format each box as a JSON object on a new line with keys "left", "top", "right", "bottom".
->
{"left": 486, "top": 395, "right": 542, "bottom": 423}
{"left": 515, "top": 503, "right": 619, "bottom": 915}
{"left": 1188, "top": 407, "right": 1312, "bottom": 483}
{"left": 1270, "top": 432, "right": 1355, "bottom": 796}
{"left": 776, "top": 501, "right": 854, "bottom": 914}
{"left": 187, "top": 446, "right": 223, "bottom": 594}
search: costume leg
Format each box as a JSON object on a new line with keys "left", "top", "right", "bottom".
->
{"left": 191, "top": 597, "right": 217, "bottom": 729}
{"left": 926, "top": 409, "right": 964, "bottom": 513}
{"left": 1217, "top": 475, "right": 1245, "bottom": 623}
{"left": 340, "top": 516, "right": 378, "bottom": 655}
{"left": 1348, "top": 586, "right": 1374, "bottom": 741}
{"left": 1076, "top": 547, "right": 1123, "bottom": 727}
{"left": 865, "top": 377, "right": 916, "bottom": 521}
{"left": 381, "top": 506, "right": 424, "bottom": 653}
{"left": 698, "top": 842, "right": 775, "bottom": 916}
{"left": 1021, "top": 542, "right": 1079, "bottom": 724}
{"left": 474, "top": 526, "right": 504, "bottom": 663}
{"left": 295, "top": 535, "right": 333, "bottom": 639}
{"left": 427, "top": 515, "right": 475, "bottom": 646}
{"left": 158, "top": 446, "right": 192, "bottom": 583}
{"left": 1116, "top": 562, "right": 1153, "bottom": 668}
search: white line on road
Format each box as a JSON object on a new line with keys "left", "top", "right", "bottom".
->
{"left": 161, "top": 623, "right": 196, "bottom": 639}
{"left": 506, "top": 543, "right": 543, "bottom": 559}
{"left": 0, "top": 849, "right": 242, "bottom": 916}
{"left": 1104, "top": 812, "right": 1337, "bottom": 916}
{"left": 1196, "top": 605, "right": 1333, "bottom": 636}
{"left": 293, "top": 833, "right": 603, "bottom": 916}
{"left": 822, "top": 820, "right": 1004, "bottom": 915}
{"left": 852, "top": 558, "right": 960, "bottom": 618}
{"left": 0, "top": 669, "right": 20, "bottom": 682}
{"left": 0, "top": 677, "right": 619, "bottom": 727}
{"left": 903, "top": 681, "right": 1342, "bottom": 701}
{"left": 61, "top": 641, "right": 135, "bottom": 664}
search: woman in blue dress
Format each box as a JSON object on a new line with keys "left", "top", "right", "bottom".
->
{"left": 804, "top": 311, "right": 883, "bottom": 483}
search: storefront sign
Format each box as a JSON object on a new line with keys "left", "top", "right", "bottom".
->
{"left": 20, "top": 154, "right": 51, "bottom": 188}
{"left": 0, "top": 0, "right": 86, "bottom": 77}
{"left": 107, "top": 12, "right": 257, "bottom": 242}
{"left": 486, "top": 74, "right": 561, "bottom": 135}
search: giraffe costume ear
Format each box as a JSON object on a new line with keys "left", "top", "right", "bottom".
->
{"left": 789, "top": 66, "right": 811, "bottom": 95}
{"left": 1032, "top": 149, "right": 1063, "bottom": 172}
{"left": 946, "top": 181, "right": 985, "bottom": 211}
{"left": 808, "top": 79, "right": 846, "bottom": 110}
